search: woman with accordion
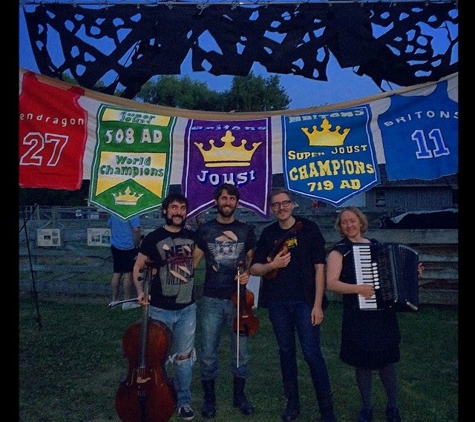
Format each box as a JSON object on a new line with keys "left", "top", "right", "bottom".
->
{"left": 326, "top": 207, "right": 423, "bottom": 422}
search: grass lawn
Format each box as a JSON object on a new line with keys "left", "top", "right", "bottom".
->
{"left": 19, "top": 295, "right": 458, "bottom": 422}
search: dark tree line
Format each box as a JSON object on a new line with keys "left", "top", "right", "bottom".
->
{"left": 136, "top": 71, "right": 290, "bottom": 112}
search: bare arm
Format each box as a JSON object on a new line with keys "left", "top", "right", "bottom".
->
{"left": 311, "top": 263, "right": 326, "bottom": 326}
{"left": 133, "top": 226, "right": 142, "bottom": 248}
{"left": 418, "top": 262, "right": 424, "bottom": 278}
{"left": 249, "top": 249, "right": 290, "bottom": 277}
{"left": 326, "top": 250, "right": 374, "bottom": 298}
{"left": 238, "top": 248, "right": 255, "bottom": 285}
{"left": 133, "top": 252, "right": 149, "bottom": 303}
{"left": 193, "top": 245, "right": 205, "bottom": 269}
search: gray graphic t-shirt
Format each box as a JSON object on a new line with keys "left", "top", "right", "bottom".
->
{"left": 195, "top": 219, "right": 256, "bottom": 300}
{"left": 140, "top": 226, "right": 196, "bottom": 309}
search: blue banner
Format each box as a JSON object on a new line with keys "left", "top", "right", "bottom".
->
{"left": 377, "top": 79, "right": 458, "bottom": 180}
{"left": 282, "top": 106, "right": 380, "bottom": 206}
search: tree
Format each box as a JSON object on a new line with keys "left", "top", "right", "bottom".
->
{"left": 136, "top": 75, "right": 226, "bottom": 111}
{"left": 223, "top": 72, "right": 290, "bottom": 112}
{"left": 64, "top": 72, "right": 290, "bottom": 112}
{"left": 136, "top": 72, "right": 290, "bottom": 112}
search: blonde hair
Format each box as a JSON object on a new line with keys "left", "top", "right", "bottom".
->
{"left": 334, "top": 207, "right": 368, "bottom": 237}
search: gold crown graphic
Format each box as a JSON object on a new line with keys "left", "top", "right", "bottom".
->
{"left": 112, "top": 186, "right": 144, "bottom": 206}
{"left": 194, "top": 130, "right": 262, "bottom": 167}
{"left": 301, "top": 118, "right": 350, "bottom": 147}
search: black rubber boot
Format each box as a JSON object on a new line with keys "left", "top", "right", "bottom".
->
{"left": 201, "top": 379, "right": 216, "bottom": 419}
{"left": 281, "top": 380, "right": 300, "bottom": 422}
{"left": 311, "top": 370, "right": 336, "bottom": 422}
{"left": 320, "top": 402, "right": 337, "bottom": 422}
{"left": 232, "top": 376, "right": 255, "bottom": 415}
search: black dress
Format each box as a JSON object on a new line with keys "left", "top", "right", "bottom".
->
{"left": 331, "top": 237, "right": 401, "bottom": 370}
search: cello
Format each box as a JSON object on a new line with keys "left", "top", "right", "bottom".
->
{"left": 115, "top": 264, "right": 176, "bottom": 422}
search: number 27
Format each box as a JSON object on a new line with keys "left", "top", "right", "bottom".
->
{"left": 20, "top": 132, "right": 69, "bottom": 167}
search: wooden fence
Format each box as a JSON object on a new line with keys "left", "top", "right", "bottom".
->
{"left": 19, "top": 207, "right": 458, "bottom": 306}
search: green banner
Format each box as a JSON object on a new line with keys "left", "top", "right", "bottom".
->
{"left": 89, "top": 105, "right": 174, "bottom": 219}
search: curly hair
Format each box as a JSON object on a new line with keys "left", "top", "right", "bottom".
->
{"left": 161, "top": 193, "right": 188, "bottom": 216}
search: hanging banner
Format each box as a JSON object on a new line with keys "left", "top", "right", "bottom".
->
{"left": 19, "top": 68, "right": 458, "bottom": 217}
{"left": 88, "top": 105, "right": 174, "bottom": 220}
{"left": 375, "top": 78, "right": 458, "bottom": 181}
{"left": 282, "top": 106, "right": 379, "bottom": 205}
{"left": 19, "top": 72, "right": 87, "bottom": 190}
{"left": 182, "top": 119, "right": 272, "bottom": 219}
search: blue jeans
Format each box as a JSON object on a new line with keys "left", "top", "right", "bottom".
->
{"left": 268, "top": 300, "right": 333, "bottom": 410}
{"left": 148, "top": 303, "right": 197, "bottom": 409}
{"left": 199, "top": 295, "right": 250, "bottom": 380}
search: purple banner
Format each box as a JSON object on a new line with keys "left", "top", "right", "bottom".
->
{"left": 182, "top": 119, "right": 272, "bottom": 219}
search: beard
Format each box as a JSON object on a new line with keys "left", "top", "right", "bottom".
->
{"left": 217, "top": 205, "right": 235, "bottom": 218}
{"left": 165, "top": 216, "right": 186, "bottom": 227}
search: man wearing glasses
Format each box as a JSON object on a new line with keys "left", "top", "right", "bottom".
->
{"left": 250, "top": 188, "right": 337, "bottom": 422}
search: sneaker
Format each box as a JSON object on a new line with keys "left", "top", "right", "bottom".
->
{"left": 122, "top": 302, "right": 140, "bottom": 311}
{"left": 177, "top": 405, "right": 195, "bottom": 421}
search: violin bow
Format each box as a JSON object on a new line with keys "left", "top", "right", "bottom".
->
{"left": 236, "top": 263, "right": 241, "bottom": 368}
{"left": 236, "top": 260, "right": 245, "bottom": 368}
{"left": 108, "top": 297, "right": 139, "bottom": 308}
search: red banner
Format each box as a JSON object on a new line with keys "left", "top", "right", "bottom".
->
{"left": 19, "top": 72, "right": 88, "bottom": 190}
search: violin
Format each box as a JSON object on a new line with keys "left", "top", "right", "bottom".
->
{"left": 232, "top": 263, "right": 259, "bottom": 337}
{"left": 265, "top": 221, "right": 303, "bottom": 280}
{"left": 114, "top": 265, "right": 176, "bottom": 422}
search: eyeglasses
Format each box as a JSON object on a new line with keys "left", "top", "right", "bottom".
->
{"left": 271, "top": 200, "right": 293, "bottom": 210}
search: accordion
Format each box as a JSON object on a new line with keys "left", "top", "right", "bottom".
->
{"left": 352, "top": 243, "right": 419, "bottom": 312}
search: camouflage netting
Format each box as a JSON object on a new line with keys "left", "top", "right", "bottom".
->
{"left": 23, "top": 1, "right": 458, "bottom": 99}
